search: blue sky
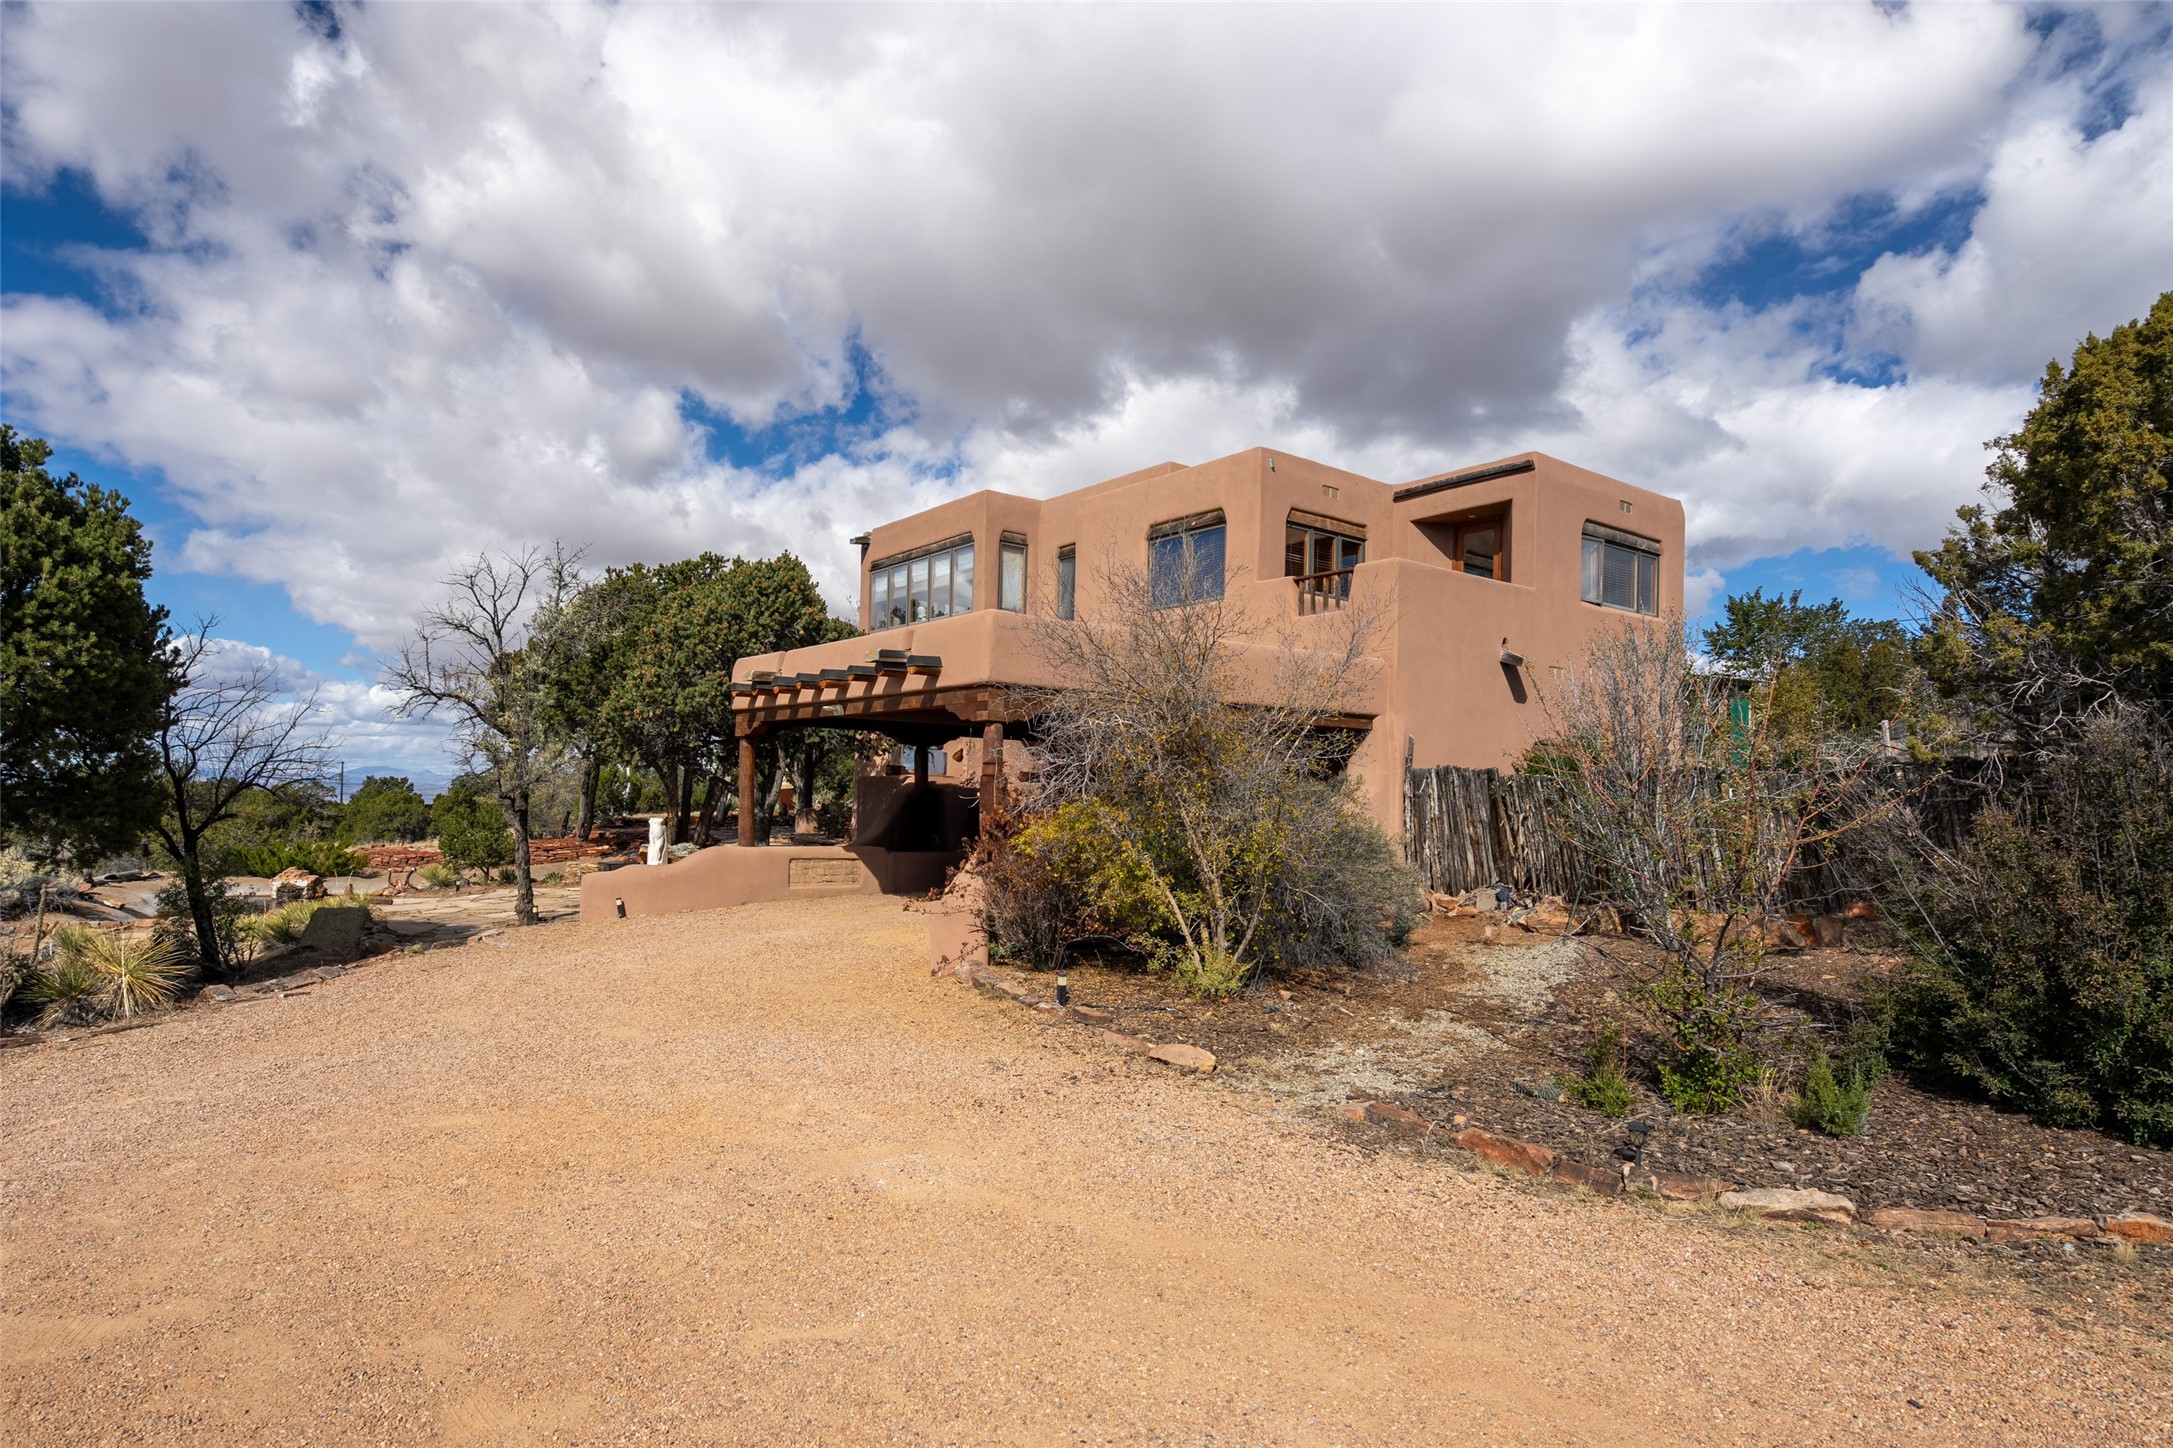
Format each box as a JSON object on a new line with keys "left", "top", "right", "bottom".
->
{"left": 4, "top": 3, "right": 2169, "bottom": 786}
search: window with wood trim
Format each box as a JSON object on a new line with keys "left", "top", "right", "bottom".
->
{"left": 1285, "top": 510, "right": 1364, "bottom": 602}
{"left": 868, "top": 535, "right": 975, "bottom": 629}
{"left": 998, "top": 532, "right": 1028, "bottom": 613}
{"left": 1056, "top": 545, "right": 1076, "bottom": 620}
{"left": 1581, "top": 522, "right": 1659, "bottom": 614}
{"left": 1149, "top": 510, "right": 1226, "bottom": 607}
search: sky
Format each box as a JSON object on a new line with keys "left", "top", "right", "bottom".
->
{"left": 4, "top": 2, "right": 2170, "bottom": 792}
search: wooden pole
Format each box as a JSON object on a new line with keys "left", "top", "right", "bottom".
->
{"left": 737, "top": 735, "right": 759, "bottom": 847}
{"left": 914, "top": 744, "right": 929, "bottom": 790}
{"left": 980, "top": 722, "right": 1004, "bottom": 817}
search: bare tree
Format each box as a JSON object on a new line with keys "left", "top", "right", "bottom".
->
{"left": 1004, "top": 559, "right": 1410, "bottom": 995}
{"left": 385, "top": 547, "right": 580, "bottom": 926}
{"left": 153, "top": 624, "right": 336, "bottom": 976}
{"left": 1535, "top": 620, "right": 1891, "bottom": 1109}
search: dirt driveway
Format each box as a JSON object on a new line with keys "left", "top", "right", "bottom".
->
{"left": 4, "top": 898, "right": 2167, "bottom": 1445}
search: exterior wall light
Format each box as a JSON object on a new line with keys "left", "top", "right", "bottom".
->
{"left": 1499, "top": 648, "right": 1527, "bottom": 669}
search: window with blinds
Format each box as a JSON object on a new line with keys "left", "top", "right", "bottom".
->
{"left": 1580, "top": 522, "right": 1659, "bottom": 615}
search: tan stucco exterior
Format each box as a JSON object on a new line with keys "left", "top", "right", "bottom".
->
{"left": 732, "top": 446, "right": 1684, "bottom": 837}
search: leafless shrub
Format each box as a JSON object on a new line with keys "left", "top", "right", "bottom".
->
{"left": 1536, "top": 620, "right": 1892, "bottom": 1110}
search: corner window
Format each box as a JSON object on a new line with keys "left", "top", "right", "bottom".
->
{"left": 869, "top": 535, "right": 974, "bottom": 629}
{"left": 999, "top": 534, "right": 1028, "bottom": 613}
{"left": 1149, "top": 510, "right": 1226, "bottom": 607}
{"left": 1285, "top": 510, "right": 1364, "bottom": 602}
{"left": 1056, "top": 545, "right": 1076, "bottom": 620}
{"left": 1581, "top": 522, "right": 1659, "bottom": 615}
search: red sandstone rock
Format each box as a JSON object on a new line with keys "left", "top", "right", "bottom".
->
{"left": 1718, "top": 1187, "right": 1856, "bottom": 1225}
{"left": 1985, "top": 1216, "right": 2098, "bottom": 1243}
{"left": 2102, "top": 1212, "right": 2173, "bottom": 1246}
{"left": 1146, "top": 1042, "right": 1216, "bottom": 1074}
{"left": 1547, "top": 1158, "right": 1623, "bottom": 1195}
{"left": 1866, "top": 1208, "right": 1986, "bottom": 1238}
{"left": 1097, "top": 1030, "right": 1156, "bottom": 1055}
{"left": 1450, "top": 1128, "right": 1555, "bottom": 1176}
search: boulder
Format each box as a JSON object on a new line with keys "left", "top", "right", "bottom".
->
{"left": 1450, "top": 1127, "right": 1555, "bottom": 1177}
{"left": 1146, "top": 1042, "right": 1216, "bottom": 1074}
{"left": 272, "top": 867, "right": 326, "bottom": 901}
{"left": 1865, "top": 1208, "right": 1987, "bottom": 1238}
{"left": 2102, "top": 1212, "right": 2173, "bottom": 1246}
{"left": 1718, "top": 1187, "right": 1856, "bottom": 1225}
{"left": 198, "top": 984, "right": 237, "bottom": 1003}
{"left": 296, "top": 905, "right": 370, "bottom": 960}
{"left": 1069, "top": 1005, "right": 1113, "bottom": 1025}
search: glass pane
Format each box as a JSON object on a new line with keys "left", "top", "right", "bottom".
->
{"left": 1000, "top": 542, "right": 1026, "bottom": 612}
{"left": 1339, "top": 536, "right": 1363, "bottom": 571}
{"left": 909, "top": 556, "right": 930, "bottom": 621}
{"left": 1581, "top": 537, "right": 1603, "bottom": 604}
{"left": 1189, "top": 524, "right": 1226, "bottom": 601}
{"left": 1601, "top": 542, "right": 1635, "bottom": 609}
{"left": 870, "top": 572, "right": 888, "bottom": 629}
{"left": 930, "top": 550, "right": 952, "bottom": 618}
{"left": 1056, "top": 551, "right": 1076, "bottom": 620}
{"left": 1311, "top": 531, "right": 1336, "bottom": 576}
{"left": 1285, "top": 525, "right": 1308, "bottom": 577}
{"left": 1636, "top": 550, "right": 1658, "bottom": 614}
{"left": 953, "top": 544, "right": 974, "bottom": 613}
{"left": 1150, "top": 534, "right": 1185, "bottom": 607}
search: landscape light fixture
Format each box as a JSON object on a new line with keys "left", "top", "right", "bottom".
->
{"left": 1626, "top": 1117, "right": 1653, "bottom": 1165}
{"left": 1055, "top": 973, "right": 1070, "bottom": 1008}
{"left": 615, "top": 897, "right": 626, "bottom": 919}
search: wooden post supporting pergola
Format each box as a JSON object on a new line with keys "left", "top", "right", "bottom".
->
{"left": 980, "top": 721, "right": 1004, "bottom": 816}
{"left": 736, "top": 735, "right": 758, "bottom": 848}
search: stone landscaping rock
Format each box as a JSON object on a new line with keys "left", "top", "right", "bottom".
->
{"left": 1718, "top": 1187, "right": 1856, "bottom": 1225}
{"left": 1070, "top": 1005, "right": 1113, "bottom": 1025}
{"left": 1146, "top": 1042, "right": 1216, "bottom": 1074}
{"left": 2102, "top": 1212, "right": 2173, "bottom": 1245}
{"left": 1866, "top": 1208, "right": 1987, "bottom": 1238}
{"left": 1647, "top": 1171, "right": 1737, "bottom": 1202}
{"left": 199, "top": 984, "right": 237, "bottom": 1003}
{"left": 1985, "top": 1216, "right": 2099, "bottom": 1243}
{"left": 1451, "top": 1127, "right": 1555, "bottom": 1177}
{"left": 1547, "top": 1158, "right": 1623, "bottom": 1195}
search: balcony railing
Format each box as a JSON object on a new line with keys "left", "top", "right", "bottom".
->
{"left": 1291, "top": 569, "right": 1354, "bottom": 614}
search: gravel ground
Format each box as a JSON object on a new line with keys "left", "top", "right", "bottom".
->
{"left": 4, "top": 897, "right": 2169, "bottom": 1445}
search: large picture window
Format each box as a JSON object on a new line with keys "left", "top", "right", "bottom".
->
{"left": 1581, "top": 522, "right": 1659, "bottom": 615}
{"left": 868, "top": 535, "right": 975, "bottom": 628}
{"left": 1149, "top": 510, "right": 1226, "bottom": 607}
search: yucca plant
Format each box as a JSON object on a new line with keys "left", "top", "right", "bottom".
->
{"left": 24, "top": 930, "right": 107, "bottom": 1028}
{"left": 63, "top": 928, "right": 190, "bottom": 1019}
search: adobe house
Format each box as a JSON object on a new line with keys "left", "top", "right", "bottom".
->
{"left": 579, "top": 447, "right": 1683, "bottom": 922}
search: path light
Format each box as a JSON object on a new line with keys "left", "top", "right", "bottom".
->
{"left": 1055, "top": 973, "right": 1069, "bottom": 1008}
{"left": 1626, "top": 1117, "right": 1653, "bottom": 1165}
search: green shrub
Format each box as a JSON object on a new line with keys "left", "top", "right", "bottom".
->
{"left": 1790, "top": 1047, "right": 1873, "bottom": 1136}
{"left": 153, "top": 877, "right": 249, "bottom": 967}
{"left": 417, "top": 862, "right": 459, "bottom": 889}
{"left": 1889, "top": 718, "right": 2173, "bottom": 1144}
{"left": 224, "top": 840, "right": 368, "bottom": 878}
{"left": 236, "top": 897, "right": 339, "bottom": 948}
{"left": 335, "top": 776, "right": 432, "bottom": 844}
{"left": 1651, "top": 967, "right": 1765, "bottom": 1114}
{"left": 432, "top": 782, "right": 512, "bottom": 872}
{"left": 1563, "top": 1020, "right": 1636, "bottom": 1117}
{"left": 23, "top": 940, "right": 104, "bottom": 1027}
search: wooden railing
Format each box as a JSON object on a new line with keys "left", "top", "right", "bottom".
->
{"left": 1291, "top": 569, "right": 1355, "bottom": 614}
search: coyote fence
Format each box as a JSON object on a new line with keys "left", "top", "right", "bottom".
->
{"left": 1401, "top": 762, "right": 1988, "bottom": 907}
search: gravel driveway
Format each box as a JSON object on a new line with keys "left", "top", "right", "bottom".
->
{"left": 4, "top": 897, "right": 2167, "bottom": 1445}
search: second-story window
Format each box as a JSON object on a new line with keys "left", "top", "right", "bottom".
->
{"left": 999, "top": 533, "right": 1028, "bottom": 613}
{"left": 1149, "top": 510, "right": 1226, "bottom": 607}
{"left": 868, "top": 535, "right": 975, "bottom": 628}
{"left": 1285, "top": 511, "right": 1364, "bottom": 601}
{"left": 1056, "top": 545, "right": 1076, "bottom": 620}
{"left": 1581, "top": 522, "right": 1659, "bottom": 615}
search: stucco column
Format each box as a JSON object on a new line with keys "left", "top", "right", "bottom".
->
{"left": 737, "top": 735, "right": 759, "bottom": 847}
{"left": 980, "top": 722, "right": 1004, "bottom": 816}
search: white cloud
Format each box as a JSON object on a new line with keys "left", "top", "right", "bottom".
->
{"left": 188, "top": 637, "right": 460, "bottom": 790}
{"left": 0, "top": 0, "right": 2166, "bottom": 650}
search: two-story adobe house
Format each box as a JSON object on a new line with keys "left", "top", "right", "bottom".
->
{"left": 580, "top": 446, "right": 1682, "bottom": 922}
